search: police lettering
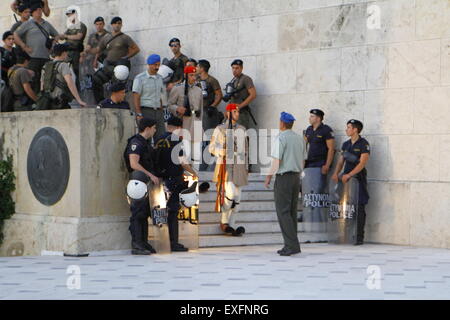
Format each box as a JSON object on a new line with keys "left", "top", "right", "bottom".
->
{"left": 329, "top": 203, "right": 355, "bottom": 220}
{"left": 303, "top": 193, "right": 331, "bottom": 208}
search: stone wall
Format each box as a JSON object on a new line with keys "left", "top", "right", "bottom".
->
{"left": 0, "top": 110, "right": 135, "bottom": 256}
{"left": 1, "top": 0, "right": 449, "bottom": 249}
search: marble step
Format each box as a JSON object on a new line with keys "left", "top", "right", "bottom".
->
{"left": 199, "top": 190, "right": 275, "bottom": 202}
{"left": 199, "top": 172, "right": 266, "bottom": 182}
{"left": 205, "top": 181, "right": 270, "bottom": 192}
{"left": 200, "top": 211, "right": 278, "bottom": 223}
{"left": 199, "top": 232, "right": 328, "bottom": 248}
{"left": 199, "top": 200, "right": 302, "bottom": 213}
{"left": 200, "top": 221, "right": 284, "bottom": 235}
{"left": 199, "top": 221, "right": 327, "bottom": 236}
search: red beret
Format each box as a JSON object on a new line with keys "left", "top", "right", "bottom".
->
{"left": 226, "top": 104, "right": 238, "bottom": 111}
{"left": 184, "top": 66, "right": 196, "bottom": 74}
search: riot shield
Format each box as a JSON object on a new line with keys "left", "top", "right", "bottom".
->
{"left": 177, "top": 176, "right": 200, "bottom": 250}
{"left": 328, "top": 177, "right": 359, "bottom": 244}
{"left": 147, "top": 182, "right": 171, "bottom": 254}
{"left": 301, "top": 168, "right": 329, "bottom": 233}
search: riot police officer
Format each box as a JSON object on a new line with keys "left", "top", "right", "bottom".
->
{"left": 154, "top": 116, "right": 198, "bottom": 252}
{"left": 304, "top": 109, "right": 335, "bottom": 174}
{"left": 332, "top": 119, "right": 370, "bottom": 246}
{"left": 124, "top": 117, "right": 160, "bottom": 255}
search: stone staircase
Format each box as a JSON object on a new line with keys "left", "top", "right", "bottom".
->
{"left": 198, "top": 172, "right": 328, "bottom": 248}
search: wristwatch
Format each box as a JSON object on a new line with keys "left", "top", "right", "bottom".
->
{"left": 136, "top": 113, "right": 143, "bottom": 117}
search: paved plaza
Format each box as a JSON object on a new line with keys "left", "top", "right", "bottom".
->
{"left": 1, "top": 243, "right": 449, "bottom": 300}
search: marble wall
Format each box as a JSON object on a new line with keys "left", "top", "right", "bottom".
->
{"left": 0, "top": 110, "right": 135, "bottom": 256}
{"left": 1, "top": 0, "right": 449, "bottom": 249}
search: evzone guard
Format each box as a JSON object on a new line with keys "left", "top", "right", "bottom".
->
{"left": 209, "top": 103, "right": 248, "bottom": 236}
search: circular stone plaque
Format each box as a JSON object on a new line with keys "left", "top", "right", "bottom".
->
{"left": 27, "top": 127, "right": 70, "bottom": 206}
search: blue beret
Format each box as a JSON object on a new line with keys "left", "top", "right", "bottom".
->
{"left": 147, "top": 54, "right": 161, "bottom": 65}
{"left": 280, "top": 112, "right": 296, "bottom": 123}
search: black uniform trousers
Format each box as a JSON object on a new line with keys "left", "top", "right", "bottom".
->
{"left": 356, "top": 205, "right": 367, "bottom": 242}
{"left": 165, "top": 176, "right": 188, "bottom": 246}
{"left": 129, "top": 197, "right": 150, "bottom": 247}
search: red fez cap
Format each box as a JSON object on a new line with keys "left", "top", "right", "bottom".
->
{"left": 226, "top": 104, "right": 238, "bottom": 112}
{"left": 184, "top": 66, "right": 196, "bottom": 74}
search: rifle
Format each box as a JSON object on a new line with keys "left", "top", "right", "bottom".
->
{"left": 183, "top": 80, "right": 192, "bottom": 117}
{"left": 214, "top": 112, "right": 233, "bottom": 213}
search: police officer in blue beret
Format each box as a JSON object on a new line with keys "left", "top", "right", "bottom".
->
{"left": 332, "top": 119, "right": 371, "bottom": 245}
{"left": 304, "top": 109, "right": 335, "bottom": 174}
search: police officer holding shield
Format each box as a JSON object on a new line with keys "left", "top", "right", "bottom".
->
{"left": 154, "top": 116, "right": 198, "bottom": 252}
{"left": 124, "top": 118, "right": 160, "bottom": 255}
{"left": 332, "top": 120, "right": 370, "bottom": 246}
{"left": 301, "top": 109, "right": 335, "bottom": 225}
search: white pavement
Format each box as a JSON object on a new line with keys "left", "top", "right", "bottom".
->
{"left": 1, "top": 244, "right": 449, "bottom": 300}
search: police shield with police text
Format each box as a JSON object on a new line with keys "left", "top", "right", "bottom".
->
{"left": 301, "top": 109, "right": 335, "bottom": 231}
{"left": 154, "top": 116, "right": 199, "bottom": 252}
{"left": 331, "top": 119, "right": 370, "bottom": 246}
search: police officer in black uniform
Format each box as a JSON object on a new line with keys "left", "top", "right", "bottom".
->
{"left": 124, "top": 118, "right": 160, "bottom": 255}
{"left": 332, "top": 119, "right": 370, "bottom": 246}
{"left": 97, "top": 82, "right": 130, "bottom": 109}
{"left": 304, "top": 109, "right": 335, "bottom": 173}
{"left": 154, "top": 116, "right": 198, "bottom": 252}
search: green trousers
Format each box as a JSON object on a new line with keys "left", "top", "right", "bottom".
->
{"left": 274, "top": 172, "right": 301, "bottom": 251}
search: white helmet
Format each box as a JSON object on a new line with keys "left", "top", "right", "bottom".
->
{"left": 126, "top": 171, "right": 149, "bottom": 200}
{"left": 114, "top": 65, "right": 129, "bottom": 81}
{"left": 180, "top": 181, "right": 198, "bottom": 208}
{"left": 157, "top": 64, "right": 174, "bottom": 83}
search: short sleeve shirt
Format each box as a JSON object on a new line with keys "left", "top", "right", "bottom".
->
{"left": 16, "top": 19, "right": 59, "bottom": 59}
{"left": 132, "top": 71, "right": 166, "bottom": 108}
{"left": 125, "top": 134, "right": 154, "bottom": 173}
{"left": 199, "top": 75, "right": 221, "bottom": 108}
{"left": 169, "top": 53, "right": 189, "bottom": 84}
{"left": 9, "top": 66, "right": 32, "bottom": 96}
{"left": 230, "top": 74, "right": 254, "bottom": 105}
{"left": 305, "top": 123, "right": 334, "bottom": 167}
{"left": 87, "top": 31, "right": 110, "bottom": 49}
{"left": 98, "top": 32, "right": 136, "bottom": 63}
{"left": 341, "top": 137, "right": 370, "bottom": 175}
{"left": 40, "top": 61, "right": 75, "bottom": 98}
{"left": 271, "top": 130, "right": 305, "bottom": 175}
{"left": 65, "top": 23, "right": 88, "bottom": 50}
